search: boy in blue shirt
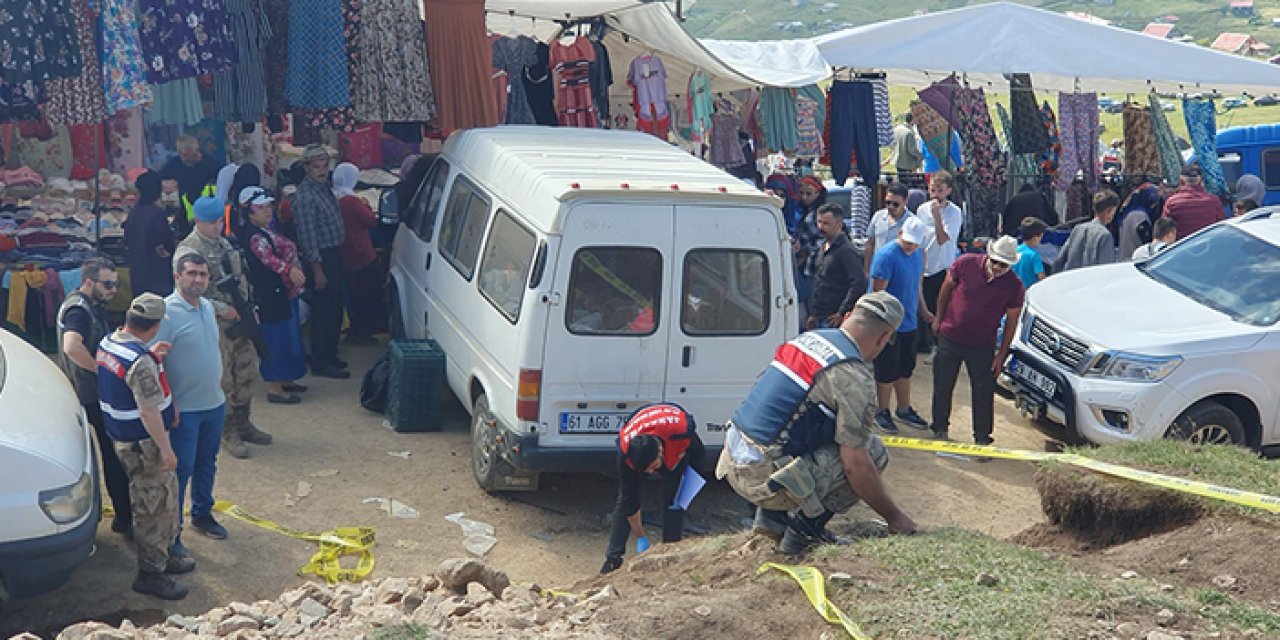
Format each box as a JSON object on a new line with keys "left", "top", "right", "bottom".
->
{"left": 1014, "top": 218, "right": 1047, "bottom": 288}
{"left": 867, "top": 216, "right": 933, "bottom": 433}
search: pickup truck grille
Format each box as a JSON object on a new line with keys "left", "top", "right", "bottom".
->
{"left": 1027, "top": 317, "right": 1090, "bottom": 371}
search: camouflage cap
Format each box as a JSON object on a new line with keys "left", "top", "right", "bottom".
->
{"left": 855, "top": 291, "right": 904, "bottom": 331}
{"left": 129, "top": 293, "right": 168, "bottom": 321}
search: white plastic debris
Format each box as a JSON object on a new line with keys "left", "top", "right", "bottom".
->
{"left": 363, "top": 497, "right": 420, "bottom": 519}
{"left": 388, "top": 451, "right": 411, "bottom": 459}
{"left": 445, "top": 512, "right": 498, "bottom": 556}
{"left": 297, "top": 481, "right": 312, "bottom": 498}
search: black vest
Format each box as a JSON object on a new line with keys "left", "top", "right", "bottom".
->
{"left": 244, "top": 227, "right": 292, "bottom": 324}
{"left": 57, "top": 291, "right": 111, "bottom": 405}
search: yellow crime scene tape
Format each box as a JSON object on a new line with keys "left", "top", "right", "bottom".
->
{"left": 103, "top": 501, "right": 377, "bottom": 583}
{"left": 758, "top": 562, "right": 870, "bottom": 640}
{"left": 881, "top": 436, "right": 1280, "bottom": 514}
{"left": 578, "top": 251, "right": 652, "bottom": 309}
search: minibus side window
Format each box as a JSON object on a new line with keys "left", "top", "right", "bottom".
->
{"left": 405, "top": 159, "right": 450, "bottom": 241}
{"left": 438, "top": 177, "right": 491, "bottom": 280}
{"left": 478, "top": 210, "right": 536, "bottom": 323}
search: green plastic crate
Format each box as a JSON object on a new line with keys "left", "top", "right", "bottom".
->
{"left": 386, "top": 338, "right": 447, "bottom": 432}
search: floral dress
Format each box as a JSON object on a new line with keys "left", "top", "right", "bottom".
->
{"left": 352, "top": 0, "right": 435, "bottom": 122}
{"left": 42, "top": 0, "right": 108, "bottom": 125}
{"left": 138, "top": 0, "right": 239, "bottom": 83}
{"left": 101, "top": 0, "right": 154, "bottom": 112}
{"left": 0, "top": 0, "right": 82, "bottom": 84}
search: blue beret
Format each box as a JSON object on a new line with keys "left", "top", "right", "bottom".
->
{"left": 192, "top": 196, "right": 224, "bottom": 222}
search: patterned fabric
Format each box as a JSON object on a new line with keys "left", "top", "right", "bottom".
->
{"left": 551, "top": 37, "right": 596, "bottom": 128}
{"left": 871, "top": 77, "right": 893, "bottom": 147}
{"left": 262, "top": 0, "right": 289, "bottom": 115}
{"left": 795, "top": 96, "right": 823, "bottom": 157}
{"left": 42, "top": 0, "right": 107, "bottom": 125}
{"left": 797, "top": 84, "right": 826, "bottom": 139}
{"left": 488, "top": 34, "right": 507, "bottom": 119}
{"left": 911, "top": 100, "right": 954, "bottom": 173}
{"left": 68, "top": 124, "right": 107, "bottom": 179}
{"left": 491, "top": 36, "right": 538, "bottom": 125}
{"left": 0, "top": 80, "right": 44, "bottom": 122}
{"left": 101, "top": 0, "right": 153, "bottom": 113}
{"left": 1010, "top": 73, "right": 1050, "bottom": 155}
{"left": 759, "top": 87, "right": 797, "bottom": 152}
{"left": 688, "top": 69, "right": 713, "bottom": 143}
{"left": 995, "top": 102, "right": 1039, "bottom": 179}
{"left": 107, "top": 108, "right": 147, "bottom": 172}
{"left": 148, "top": 78, "right": 203, "bottom": 126}
{"left": 139, "top": 0, "right": 238, "bottom": 83}
{"left": 0, "top": 0, "right": 82, "bottom": 84}
{"left": 291, "top": 0, "right": 360, "bottom": 129}
{"left": 709, "top": 111, "right": 746, "bottom": 169}
{"left": 285, "top": 0, "right": 351, "bottom": 109}
{"left": 1037, "top": 102, "right": 1061, "bottom": 181}
{"left": 293, "top": 177, "right": 345, "bottom": 263}
{"left": 213, "top": 0, "right": 271, "bottom": 122}
{"left": 1183, "top": 99, "right": 1227, "bottom": 196}
{"left": 1056, "top": 92, "right": 1100, "bottom": 192}
{"left": 225, "top": 121, "right": 269, "bottom": 168}
{"left": 1122, "top": 104, "right": 1161, "bottom": 179}
{"left": 15, "top": 124, "right": 73, "bottom": 178}
{"left": 339, "top": 123, "right": 381, "bottom": 169}
{"left": 955, "top": 85, "right": 1003, "bottom": 238}
{"left": 1148, "top": 92, "right": 1184, "bottom": 186}
{"left": 917, "top": 75, "right": 961, "bottom": 132}
{"left": 352, "top": 0, "right": 435, "bottom": 123}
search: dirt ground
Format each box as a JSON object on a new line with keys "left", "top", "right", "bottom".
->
{"left": 1, "top": 341, "right": 1068, "bottom": 637}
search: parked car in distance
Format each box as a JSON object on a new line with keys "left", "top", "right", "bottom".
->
{"left": 1161, "top": 101, "right": 1177, "bottom": 112}
{"left": 1253, "top": 95, "right": 1279, "bottom": 107}
{"left": 0, "top": 328, "right": 99, "bottom": 601}
{"left": 1097, "top": 96, "right": 1118, "bottom": 109}
{"left": 1222, "top": 97, "right": 1249, "bottom": 109}
{"left": 1002, "top": 208, "right": 1280, "bottom": 456}
{"left": 1103, "top": 102, "right": 1125, "bottom": 114}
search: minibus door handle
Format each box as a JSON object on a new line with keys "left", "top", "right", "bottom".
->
{"left": 425, "top": 253, "right": 432, "bottom": 270}
{"left": 682, "top": 345, "right": 692, "bottom": 367}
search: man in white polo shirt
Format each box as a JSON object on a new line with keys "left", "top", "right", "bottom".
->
{"left": 915, "top": 170, "right": 963, "bottom": 360}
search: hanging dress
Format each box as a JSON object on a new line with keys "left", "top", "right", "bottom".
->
{"left": 213, "top": 0, "right": 272, "bottom": 123}
{"left": 794, "top": 96, "right": 823, "bottom": 157}
{"left": 759, "top": 87, "right": 797, "bottom": 152}
{"left": 285, "top": 0, "right": 351, "bottom": 109}
{"left": 1055, "top": 92, "right": 1100, "bottom": 192}
{"left": 292, "top": 0, "right": 360, "bottom": 132}
{"left": 422, "top": 0, "right": 499, "bottom": 130}
{"left": 100, "top": 0, "right": 153, "bottom": 113}
{"left": 262, "top": 0, "right": 290, "bottom": 115}
{"left": 138, "top": 0, "right": 238, "bottom": 83}
{"left": 687, "top": 69, "right": 713, "bottom": 143}
{"left": 1121, "top": 104, "right": 1161, "bottom": 179}
{"left": 43, "top": 0, "right": 108, "bottom": 125}
{"left": 1183, "top": 99, "right": 1227, "bottom": 196}
{"left": 523, "top": 40, "right": 557, "bottom": 126}
{"left": 0, "top": 0, "right": 82, "bottom": 85}
{"left": 1148, "top": 92, "right": 1184, "bottom": 186}
{"left": 628, "top": 52, "right": 667, "bottom": 137}
{"left": 552, "top": 37, "right": 598, "bottom": 128}
{"left": 492, "top": 36, "right": 538, "bottom": 125}
{"left": 353, "top": 0, "right": 436, "bottom": 123}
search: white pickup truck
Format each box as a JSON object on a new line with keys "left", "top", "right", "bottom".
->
{"left": 1002, "top": 208, "right": 1280, "bottom": 456}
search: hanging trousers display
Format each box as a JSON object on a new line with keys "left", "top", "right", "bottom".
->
{"left": 1010, "top": 74, "right": 1050, "bottom": 154}
{"left": 1055, "top": 92, "right": 1100, "bottom": 192}
{"left": 955, "top": 86, "right": 1004, "bottom": 238}
{"left": 910, "top": 99, "right": 955, "bottom": 173}
{"left": 1148, "top": 92, "right": 1184, "bottom": 187}
{"left": 996, "top": 102, "right": 1039, "bottom": 179}
{"left": 827, "top": 80, "right": 879, "bottom": 187}
{"left": 1122, "top": 104, "right": 1161, "bottom": 179}
{"left": 1183, "top": 99, "right": 1227, "bottom": 196}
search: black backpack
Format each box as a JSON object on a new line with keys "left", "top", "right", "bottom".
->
{"left": 360, "top": 352, "right": 391, "bottom": 413}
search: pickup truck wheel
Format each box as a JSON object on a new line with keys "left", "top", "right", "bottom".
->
{"left": 388, "top": 285, "right": 405, "bottom": 339}
{"left": 471, "top": 395, "right": 501, "bottom": 492}
{"left": 1167, "top": 401, "right": 1246, "bottom": 446}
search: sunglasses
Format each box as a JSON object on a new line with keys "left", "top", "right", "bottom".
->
{"left": 885, "top": 201, "right": 904, "bottom": 208}
{"left": 96, "top": 279, "right": 119, "bottom": 289}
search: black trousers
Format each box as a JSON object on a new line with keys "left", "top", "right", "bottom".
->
{"left": 917, "top": 270, "right": 947, "bottom": 352}
{"left": 85, "top": 402, "right": 131, "bottom": 523}
{"left": 345, "top": 261, "right": 388, "bottom": 338}
{"left": 929, "top": 335, "right": 997, "bottom": 443}
{"left": 606, "top": 436, "right": 705, "bottom": 561}
{"left": 309, "top": 247, "right": 347, "bottom": 369}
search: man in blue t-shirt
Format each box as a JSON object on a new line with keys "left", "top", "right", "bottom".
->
{"left": 1013, "top": 217, "right": 1047, "bottom": 288}
{"left": 867, "top": 216, "right": 933, "bottom": 433}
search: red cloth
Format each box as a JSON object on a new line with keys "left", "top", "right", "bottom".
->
{"left": 338, "top": 194, "right": 378, "bottom": 271}
{"left": 619, "top": 404, "right": 695, "bottom": 471}
{"left": 1162, "top": 185, "right": 1225, "bottom": 239}
{"left": 67, "top": 125, "right": 107, "bottom": 179}
{"left": 938, "top": 254, "right": 1026, "bottom": 349}
{"left": 339, "top": 124, "right": 383, "bottom": 170}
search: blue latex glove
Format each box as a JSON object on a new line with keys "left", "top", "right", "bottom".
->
{"left": 635, "top": 535, "right": 651, "bottom": 554}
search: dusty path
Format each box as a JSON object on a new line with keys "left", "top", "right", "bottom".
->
{"left": 1, "top": 341, "right": 1057, "bottom": 636}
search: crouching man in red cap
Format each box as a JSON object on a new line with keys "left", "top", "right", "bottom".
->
{"left": 600, "top": 404, "right": 704, "bottom": 574}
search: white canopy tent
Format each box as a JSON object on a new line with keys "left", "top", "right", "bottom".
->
{"left": 483, "top": 0, "right": 826, "bottom": 102}
{"left": 699, "top": 39, "right": 832, "bottom": 88}
{"left": 813, "top": 2, "right": 1280, "bottom": 95}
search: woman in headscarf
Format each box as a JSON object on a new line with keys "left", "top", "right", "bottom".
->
{"left": 1234, "top": 174, "right": 1264, "bottom": 214}
{"left": 215, "top": 164, "right": 240, "bottom": 205}
{"left": 227, "top": 164, "right": 263, "bottom": 240}
{"left": 1116, "top": 183, "right": 1162, "bottom": 261}
{"left": 124, "top": 171, "right": 177, "bottom": 296}
{"left": 334, "top": 163, "right": 386, "bottom": 344}
{"left": 239, "top": 186, "right": 309, "bottom": 404}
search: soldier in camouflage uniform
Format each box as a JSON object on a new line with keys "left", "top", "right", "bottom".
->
{"left": 175, "top": 195, "right": 273, "bottom": 458}
{"left": 97, "top": 293, "right": 196, "bottom": 600}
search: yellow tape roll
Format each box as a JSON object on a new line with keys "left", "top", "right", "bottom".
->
{"left": 210, "top": 500, "right": 377, "bottom": 583}
{"left": 758, "top": 562, "right": 871, "bottom": 640}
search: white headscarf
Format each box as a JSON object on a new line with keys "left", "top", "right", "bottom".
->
{"left": 215, "top": 164, "right": 239, "bottom": 204}
{"left": 332, "top": 163, "right": 359, "bottom": 199}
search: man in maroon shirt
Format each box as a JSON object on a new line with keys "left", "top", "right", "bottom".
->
{"left": 1162, "top": 164, "right": 1225, "bottom": 239}
{"left": 928, "top": 236, "right": 1025, "bottom": 445}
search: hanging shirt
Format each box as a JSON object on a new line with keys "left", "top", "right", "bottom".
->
{"left": 687, "top": 69, "right": 713, "bottom": 143}
{"left": 628, "top": 53, "right": 669, "bottom": 122}
{"left": 550, "top": 36, "right": 598, "bottom": 128}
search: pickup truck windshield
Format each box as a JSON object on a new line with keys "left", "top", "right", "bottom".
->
{"left": 1140, "top": 225, "right": 1280, "bottom": 326}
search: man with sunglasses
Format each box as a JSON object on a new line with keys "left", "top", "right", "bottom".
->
{"left": 928, "top": 236, "right": 1025, "bottom": 446}
{"left": 57, "top": 258, "right": 133, "bottom": 538}
{"left": 864, "top": 184, "right": 911, "bottom": 274}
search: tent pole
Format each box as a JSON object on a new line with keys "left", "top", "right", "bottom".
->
{"left": 94, "top": 120, "right": 103, "bottom": 253}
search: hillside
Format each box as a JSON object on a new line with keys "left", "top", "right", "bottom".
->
{"left": 682, "top": 0, "right": 1280, "bottom": 49}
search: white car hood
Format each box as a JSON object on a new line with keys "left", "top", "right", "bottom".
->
{"left": 0, "top": 329, "right": 88, "bottom": 478}
{"left": 1027, "top": 263, "right": 1266, "bottom": 354}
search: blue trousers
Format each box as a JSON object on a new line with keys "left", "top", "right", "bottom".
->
{"left": 829, "top": 80, "right": 881, "bottom": 187}
{"left": 171, "top": 404, "right": 226, "bottom": 521}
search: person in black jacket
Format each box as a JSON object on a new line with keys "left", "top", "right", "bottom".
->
{"left": 806, "top": 204, "right": 868, "bottom": 330}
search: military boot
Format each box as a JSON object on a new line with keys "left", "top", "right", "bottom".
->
{"left": 132, "top": 571, "right": 189, "bottom": 600}
{"left": 221, "top": 422, "right": 250, "bottom": 459}
{"left": 234, "top": 405, "right": 273, "bottom": 445}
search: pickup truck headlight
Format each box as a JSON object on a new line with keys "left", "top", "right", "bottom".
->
{"left": 1088, "top": 353, "right": 1183, "bottom": 382}
{"left": 39, "top": 472, "right": 94, "bottom": 524}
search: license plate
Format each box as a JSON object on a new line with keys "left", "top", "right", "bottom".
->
{"left": 559, "top": 412, "right": 629, "bottom": 434}
{"left": 1010, "top": 356, "right": 1056, "bottom": 397}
